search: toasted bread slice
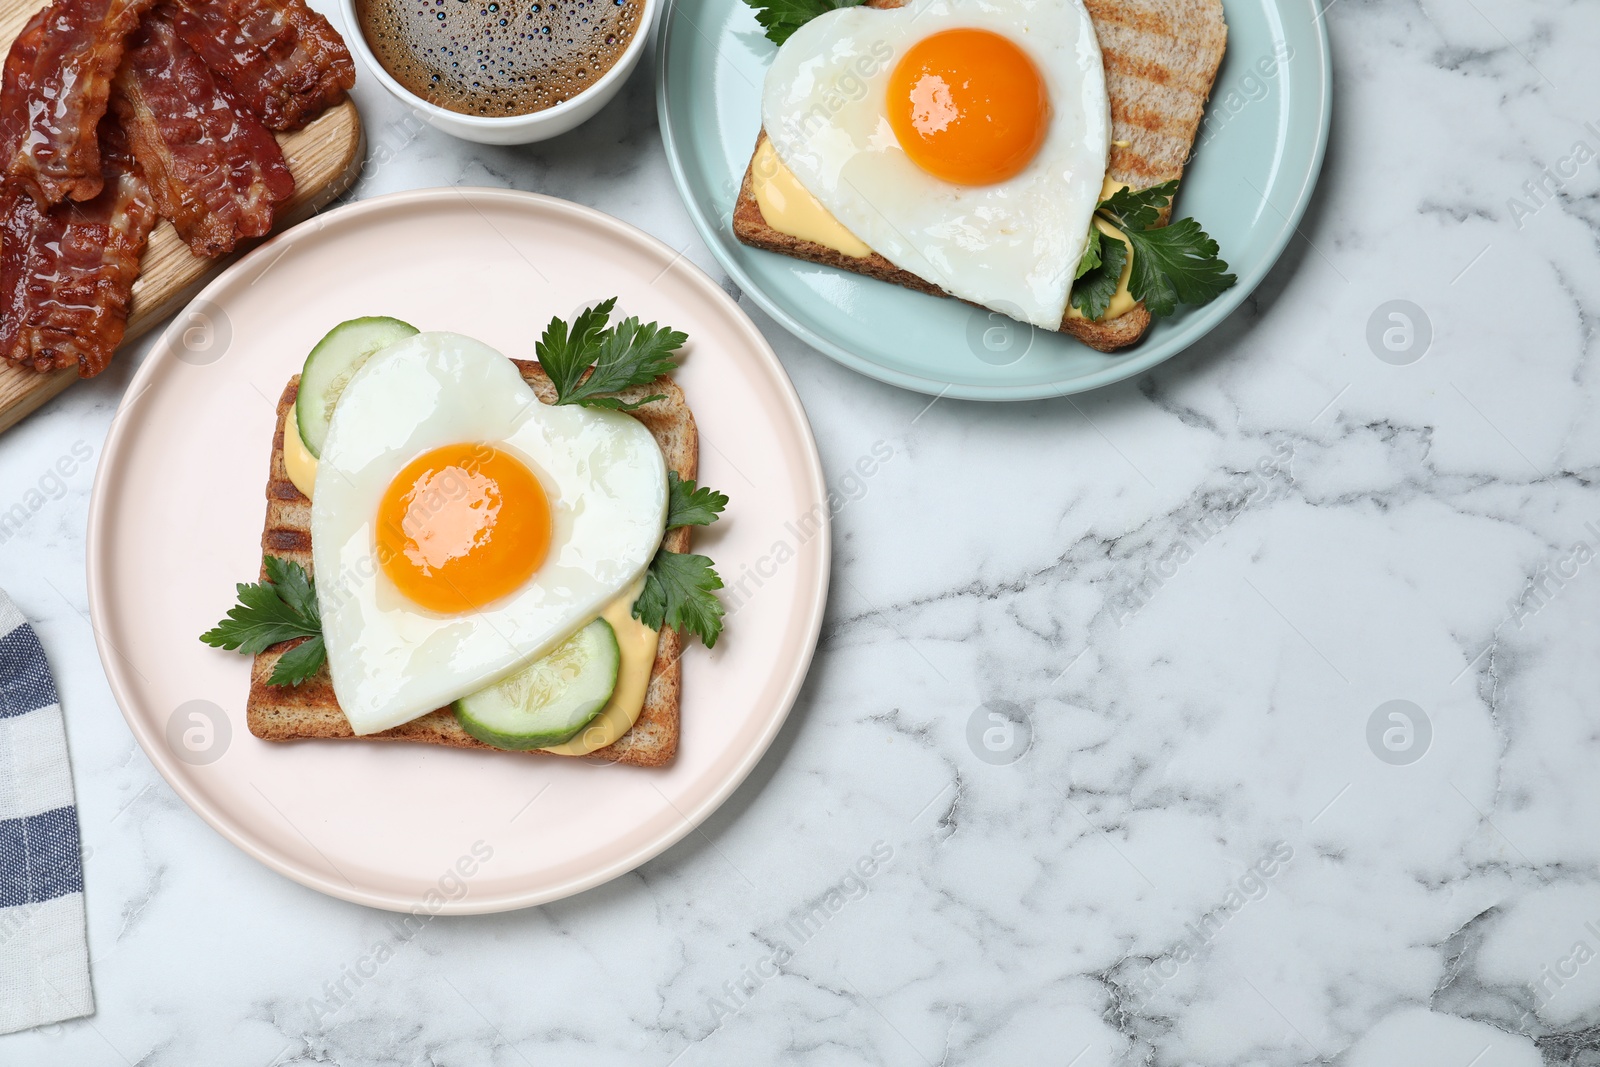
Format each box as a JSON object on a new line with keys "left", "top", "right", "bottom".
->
{"left": 244, "top": 363, "right": 697, "bottom": 767}
{"left": 731, "top": 0, "right": 1227, "bottom": 352}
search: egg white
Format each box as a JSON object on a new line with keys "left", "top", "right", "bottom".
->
{"left": 762, "top": 0, "right": 1110, "bottom": 329}
{"left": 310, "top": 332, "right": 668, "bottom": 735}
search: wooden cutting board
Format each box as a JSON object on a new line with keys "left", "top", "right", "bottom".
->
{"left": 0, "top": 0, "right": 364, "bottom": 435}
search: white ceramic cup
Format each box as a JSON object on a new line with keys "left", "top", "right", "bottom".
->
{"left": 339, "top": 0, "right": 657, "bottom": 145}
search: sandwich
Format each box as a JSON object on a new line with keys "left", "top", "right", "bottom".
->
{"left": 201, "top": 303, "right": 729, "bottom": 767}
{"left": 732, "top": 0, "right": 1234, "bottom": 350}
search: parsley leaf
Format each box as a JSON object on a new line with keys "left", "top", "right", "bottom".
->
{"left": 1071, "top": 179, "right": 1235, "bottom": 321}
{"left": 200, "top": 556, "right": 326, "bottom": 686}
{"left": 744, "top": 0, "right": 864, "bottom": 45}
{"left": 634, "top": 475, "right": 730, "bottom": 645}
{"left": 1122, "top": 218, "right": 1236, "bottom": 318}
{"left": 1074, "top": 226, "right": 1103, "bottom": 281}
{"left": 1096, "top": 180, "right": 1178, "bottom": 232}
{"left": 536, "top": 297, "right": 616, "bottom": 398}
{"left": 568, "top": 317, "right": 684, "bottom": 408}
{"left": 665, "top": 471, "right": 728, "bottom": 528}
{"left": 634, "top": 550, "right": 726, "bottom": 648}
{"left": 1070, "top": 233, "right": 1127, "bottom": 321}
{"left": 264, "top": 555, "right": 317, "bottom": 621}
{"left": 534, "top": 300, "right": 685, "bottom": 411}
{"left": 270, "top": 635, "right": 327, "bottom": 687}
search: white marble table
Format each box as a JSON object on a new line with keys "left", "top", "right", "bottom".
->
{"left": 2, "top": 0, "right": 1598, "bottom": 1062}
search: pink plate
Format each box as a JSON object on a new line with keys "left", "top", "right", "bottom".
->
{"left": 86, "top": 188, "right": 830, "bottom": 913}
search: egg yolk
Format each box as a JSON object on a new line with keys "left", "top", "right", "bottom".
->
{"left": 376, "top": 443, "right": 551, "bottom": 614}
{"left": 886, "top": 29, "right": 1051, "bottom": 186}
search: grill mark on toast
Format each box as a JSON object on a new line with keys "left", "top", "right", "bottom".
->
{"left": 1112, "top": 100, "right": 1175, "bottom": 134}
{"left": 264, "top": 527, "right": 312, "bottom": 553}
{"left": 1109, "top": 148, "right": 1162, "bottom": 184}
{"left": 1103, "top": 50, "right": 1173, "bottom": 86}
{"left": 269, "top": 478, "right": 306, "bottom": 502}
{"left": 1082, "top": 0, "right": 1171, "bottom": 36}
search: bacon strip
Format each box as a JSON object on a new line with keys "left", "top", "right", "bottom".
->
{"left": 0, "top": 116, "right": 156, "bottom": 376}
{"left": 112, "top": 7, "right": 295, "bottom": 259}
{"left": 0, "top": 0, "right": 155, "bottom": 206}
{"left": 166, "top": 0, "right": 354, "bottom": 131}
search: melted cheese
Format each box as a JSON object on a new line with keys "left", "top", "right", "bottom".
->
{"left": 284, "top": 411, "right": 319, "bottom": 499}
{"left": 751, "top": 139, "right": 871, "bottom": 258}
{"left": 541, "top": 578, "right": 659, "bottom": 755}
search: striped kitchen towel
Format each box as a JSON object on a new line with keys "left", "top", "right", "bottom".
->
{"left": 0, "top": 590, "right": 93, "bottom": 1034}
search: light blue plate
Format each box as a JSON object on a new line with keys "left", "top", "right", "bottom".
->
{"left": 656, "top": 0, "right": 1332, "bottom": 400}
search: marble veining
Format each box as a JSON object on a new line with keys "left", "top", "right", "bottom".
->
{"left": 2, "top": 0, "right": 1599, "bottom": 1062}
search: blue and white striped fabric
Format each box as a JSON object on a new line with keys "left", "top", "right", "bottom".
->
{"left": 0, "top": 590, "right": 93, "bottom": 1034}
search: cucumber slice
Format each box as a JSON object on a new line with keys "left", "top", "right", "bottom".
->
{"left": 452, "top": 619, "right": 620, "bottom": 750}
{"left": 296, "top": 316, "right": 419, "bottom": 458}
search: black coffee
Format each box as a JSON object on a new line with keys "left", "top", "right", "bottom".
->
{"left": 357, "top": 0, "right": 643, "bottom": 117}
